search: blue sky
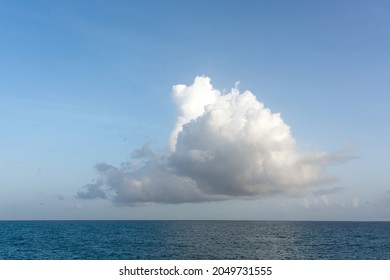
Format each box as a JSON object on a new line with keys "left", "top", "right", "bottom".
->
{"left": 1, "top": 0, "right": 389, "bottom": 220}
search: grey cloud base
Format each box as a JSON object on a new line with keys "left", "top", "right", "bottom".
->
{"left": 77, "top": 76, "right": 347, "bottom": 205}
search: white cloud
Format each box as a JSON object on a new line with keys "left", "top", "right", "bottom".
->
{"left": 78, "top": 76, "right": 349, "bottom": 205}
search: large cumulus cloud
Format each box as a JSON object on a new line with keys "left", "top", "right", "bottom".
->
{"left": 78, "top": 76, "right": 348, "bottom": 205}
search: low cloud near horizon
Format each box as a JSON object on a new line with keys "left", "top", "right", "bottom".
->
{"left": 77, "top": 76, "right": 349, "bottom": 206}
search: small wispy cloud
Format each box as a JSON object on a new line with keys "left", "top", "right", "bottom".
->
{"left": 77, "top": 76, "right": 351, "bottom": 206}
{"left": 303, "top": 196, "right": 361, "bottom": 209}
{"left": 313, "top": 186, "right": 344, "bottom": 196}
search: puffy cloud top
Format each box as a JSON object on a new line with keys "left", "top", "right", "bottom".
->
{"left": 78, "top": 76, "right": 347, "bottom": 205}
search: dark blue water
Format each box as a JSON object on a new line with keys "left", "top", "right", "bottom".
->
{"left": 0, "top": 221, "right": 389, "bottom": 259}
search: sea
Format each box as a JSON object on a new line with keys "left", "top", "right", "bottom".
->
{"left": 0, "top": 220, "right": 389, "bottom": 260}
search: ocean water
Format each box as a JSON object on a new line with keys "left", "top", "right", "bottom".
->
{"left": 0, "top": 220, "right": 389, "bottom": 260}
